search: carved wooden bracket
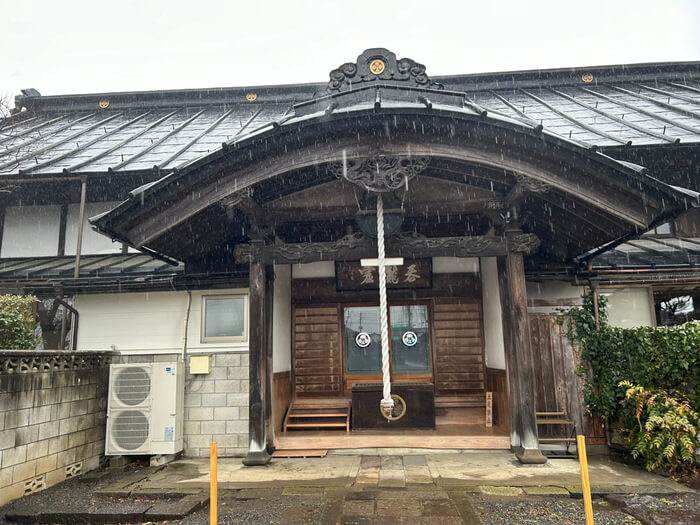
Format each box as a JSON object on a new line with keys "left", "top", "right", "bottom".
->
{"left": 514, "top": 174, "right": 551, "bottom": 193}
{"left": 328, "top": 156, "right": 430, "bottom": 192}
{"left": 507, "top": 232, "right": 541, "bottom": 254}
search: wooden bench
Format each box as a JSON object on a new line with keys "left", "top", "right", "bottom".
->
{"left": 283, "top": 399, "right": 351, "bottom": 432}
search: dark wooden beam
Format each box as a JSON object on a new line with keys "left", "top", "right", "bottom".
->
{"left": 505, "top": 183, "right": 528, "bottom": 211}
{"left": 234, "top": 233, "right": 541, "bottom": 265}
{"left": 237, "top": 196, "right": 268, "bottom": 229}
{"left": 535, "top": 191, "right": 629, "bottom": 237}
{"left": 263, "top": 197, "right": 505, "bottom": 224}
{"left": 243, "top": 260, "right": 272, "bottom": 466}
{"left": 429, "top": 161, "right": 634, "bottom": 236}
{"left": 422, "top": 154, "right": 652, "bottom": 226}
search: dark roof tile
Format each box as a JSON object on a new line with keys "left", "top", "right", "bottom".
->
{"left": 1, "top": 64, "right": 699, "bottom": 177}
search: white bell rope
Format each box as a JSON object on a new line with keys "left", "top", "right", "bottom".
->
{"left": 376, "top": 194, "right": 394, "bottom": 419}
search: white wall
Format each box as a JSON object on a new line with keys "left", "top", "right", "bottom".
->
{"left": 526, "top": 280, "right": 585, "bottom": 314}
{"left": 64, "top": 202, "right": 122, "bottom": 255}
{"left": 432, "top": 256, "right": 479, "bottom": 274}
{"left": 292, "top": 261, "right": 335, "bottom": 279}
{"left": 75, "top": 288, "right": 249, "bottom": 354}
{"left": 600, "top": 286, "right": 655, "bottom": 328}
{"left": 273, "top": 265, "right": 292, "bottom": 373}
{"left": 480, "top": 257, "right": 506, "bottom": 370}
{"left": 1, "top": 205, "right": 61, "bottom": 257}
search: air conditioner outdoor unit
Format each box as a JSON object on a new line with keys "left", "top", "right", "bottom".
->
{"left": 105, "top": 362, "right": 184, "bottom": 455}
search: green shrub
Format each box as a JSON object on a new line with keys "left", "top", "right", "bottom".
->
{"left": 619, "top": 381, "right": 698, "bottom": 478}
{"left": 565, "top": 294, "right": 700, "bottom": 421}
{"left": 0, "top": 294, "right": 38, "bottom": 349}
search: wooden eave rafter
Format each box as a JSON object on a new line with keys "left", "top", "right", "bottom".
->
{"left": 92, "top": 109, "right": 692, "bottom": 261}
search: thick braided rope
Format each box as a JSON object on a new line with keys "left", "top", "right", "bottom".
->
{"left": 376, "top": 194, "right": 394, "bottom": 419}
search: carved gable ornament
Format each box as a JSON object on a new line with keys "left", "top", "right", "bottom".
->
{"left": 328, "top": 48, "right": 444, "bottom": 93}
{"left": 328, "top": 155, "right": 431, "bottom": 192}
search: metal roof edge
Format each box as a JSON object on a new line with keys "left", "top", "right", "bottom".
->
{"left": 13, "top": 60, "right": 700, "bottom": 113}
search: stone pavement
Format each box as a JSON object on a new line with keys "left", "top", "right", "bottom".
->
{"left": 134, "top": 450, "right": 690, "bottom": 495}
{"left": 2, "top": 451, "right": 695, "bottom": 524}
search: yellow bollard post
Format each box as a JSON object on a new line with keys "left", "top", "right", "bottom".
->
{"left": 577, "top": 435, "right": 594, "bottom": 525}
{"left": 210, "top": 442, "right": 217, "bottom": 525}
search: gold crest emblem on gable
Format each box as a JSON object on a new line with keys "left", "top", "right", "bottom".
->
{"left": 369, "top": 59, "right": 385, "bottom": 75}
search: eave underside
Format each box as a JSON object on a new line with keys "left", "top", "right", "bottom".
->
{"left": 98, "top": 109, "right": 693, "bottom": 265}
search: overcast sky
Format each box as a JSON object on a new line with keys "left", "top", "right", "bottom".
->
{"left": 1, "top": 0, "right": 698, "bottom": 105}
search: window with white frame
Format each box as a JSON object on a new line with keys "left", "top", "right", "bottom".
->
{"left": 201, "top": 294, "right": 248, "bottom": 343}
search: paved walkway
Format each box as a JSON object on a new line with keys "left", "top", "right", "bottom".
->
{"left": 137, "top": 451, "right": 689, "bottom": 495}
{"left": 2, "top": 452, "right": 696, "bottom": 524}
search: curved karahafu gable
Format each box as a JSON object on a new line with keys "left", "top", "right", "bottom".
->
{"left": 89, "top": 49, "right": 699, "bottom": 264}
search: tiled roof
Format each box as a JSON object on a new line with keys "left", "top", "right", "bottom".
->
{"left": 0, "top": 254, "right": 182, "bottom": 281}
{"left": 1, "top": 63, "right": 699, "bottom": 177}
{"left": 592, "top": 236, "right": 700, "bottom": 269}
{"left": 0, "top": 104, "right": 292, "bottom": 175}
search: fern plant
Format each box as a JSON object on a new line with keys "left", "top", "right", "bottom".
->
{"left": 619, "top": 381, "right": 699, "bottom": 478}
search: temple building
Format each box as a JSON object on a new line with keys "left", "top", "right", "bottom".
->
{"left": 0, "top": 49, "right": 698, "bottom": 465}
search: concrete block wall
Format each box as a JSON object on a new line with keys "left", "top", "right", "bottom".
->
{"left": 118, "top": 352, "right": 249, "bottom": 457}
{"left": 0, "top": 351, "right": 110, "bottom": 507}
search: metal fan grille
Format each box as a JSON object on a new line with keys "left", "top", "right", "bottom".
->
{"left": 113, "top": 367, "right": 151, "bottom": 406}
{"left": 111, "top": 410, "right": 149, "bottom": 451}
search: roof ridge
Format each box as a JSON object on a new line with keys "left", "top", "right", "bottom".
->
{"left": 13, "top": 60, "right": 699, "bottom": 112}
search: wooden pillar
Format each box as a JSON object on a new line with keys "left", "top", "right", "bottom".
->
{"left": 497, "top": 256, "right": 521, "bottom": 449}
{"left": 264, "top": 264, "right": 275, "bottom": 452}
{"left": 498, "top": 235, "right": 546, "bottom": 464}
{"left": 243, "top": 261, "right": 274, "bottom": 465}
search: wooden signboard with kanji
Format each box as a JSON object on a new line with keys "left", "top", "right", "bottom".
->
{"left": 335, "top": 259, "right": 432, "bottom": 291}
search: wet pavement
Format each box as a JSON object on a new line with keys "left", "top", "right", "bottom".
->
{"left": 112, "top": 451, "right": 691, "bottom": 492}
{"left": 0, "top": 452, "right": 697, "bottom": 524}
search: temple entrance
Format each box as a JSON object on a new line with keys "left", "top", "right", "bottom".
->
{"left": 275, "top": 277, "right": 511, "bottom": 450}
{"left": 343, "top": 302, "right": 433, "bottom": 393}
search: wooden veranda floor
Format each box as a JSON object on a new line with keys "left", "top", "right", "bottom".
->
{"left": 275, "top": 423, "right": 510, "bottom": 450}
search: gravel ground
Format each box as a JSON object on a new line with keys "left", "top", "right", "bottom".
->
{"left": 607, "top": 493, "right": 700, "bottom": 525}
{"left": 0, "top": 463, "right": 160, "bottom": 525}
{"left": 179, "top": 492, "right": 326, "bottom": 525}
{"left": 470, "top": 494, "right": 642, "bottom": 525}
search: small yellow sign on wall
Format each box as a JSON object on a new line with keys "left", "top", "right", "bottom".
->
{"left": 189, "top": 355, "right": 211, "bottom": 374}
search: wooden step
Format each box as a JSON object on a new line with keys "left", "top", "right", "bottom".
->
{"left": 284, "top": 399, "right": 351, "bottom": 432}
{"left": 272, "top": 449, "right": 328, "bottom": 458}
{"left": 539, "top": 437, "right": 577, "bottom": 443}
{"left": 289, "top": 400, "right": 350, "bottom": 406}
{"left": 536, "top": 411, "right": 566, "bottom": 417}
{"left": 537, "top": 418, "right": 574, "bottom": 425}
{"left": 436, "top": 395, "right": 486, "bottom": 408}
{"left": 542, "top": 451, "right": 578, "bottom": 459}
{"left": 288, "top": 411, "right": 348, "bottom": 417}
{"left": 285, "top": 422, "right": 349, "bottom": 428}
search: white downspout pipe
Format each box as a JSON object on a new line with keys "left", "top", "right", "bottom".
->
{"left": 181, "top": 290, "right": 192, "bottom": 363}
